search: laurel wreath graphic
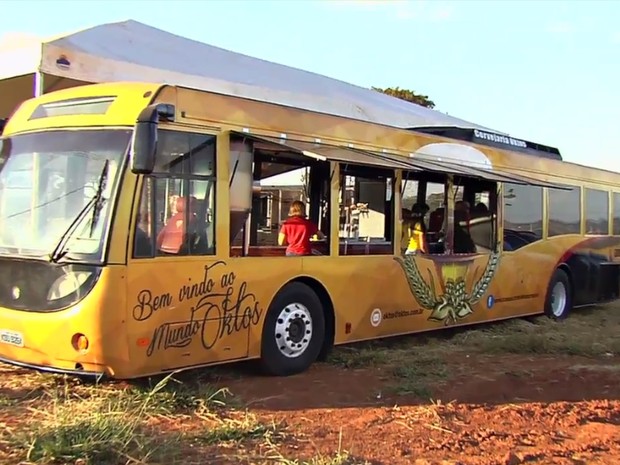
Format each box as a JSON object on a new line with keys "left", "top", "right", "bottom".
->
{"left": 394, "top": 251, "right": 500, "bottom": 326}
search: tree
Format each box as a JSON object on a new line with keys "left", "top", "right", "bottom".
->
{"left": 372, "top": 86, "right": 436, "bottom": 109}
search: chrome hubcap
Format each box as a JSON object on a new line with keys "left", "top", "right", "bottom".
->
{"left": 274, "top": 303, "right": 313, "bottom": 358}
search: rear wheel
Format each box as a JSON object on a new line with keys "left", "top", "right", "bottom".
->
{"left": 260, "top": 282, "right": 325, "bottom": 376}
{"left": 544, "top": 268, "right": 572, "bottom": 320}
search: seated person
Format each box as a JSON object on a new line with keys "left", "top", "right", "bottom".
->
{"left": 134, "top": 212, "right": 152, "bottom": 257}
{"left": 156, "top": 196, "right": 197, "bottom": 254}
{"left": 453, "top": 200, "right": 476, "bottom": 254}
{"left": 404, "top": 202, "right": 429, "bottom": 255}
{"left": 400, "top": 207, "right": 412, "bottom": 254}
{"left": 428, "top": 207, "right": 444, "bottom": 232}
{"left": 472, "top": 202, "right": 489, "bottom": 218}
{"left": 278, "top": 200, "right": 325, "bottom": 256}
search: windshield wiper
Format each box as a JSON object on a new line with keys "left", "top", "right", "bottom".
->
{"left": 49, "top": 160, "right": 109, "bottom": 263}
{"left": 89, "top": 160, "right": 109, "bottom": 238}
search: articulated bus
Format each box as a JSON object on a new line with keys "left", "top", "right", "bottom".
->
{"left": 0, "top": 82, "right": 619, "bottom": 379}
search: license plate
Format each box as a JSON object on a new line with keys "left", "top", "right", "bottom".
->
{"left": 0, "top": 329, "right": 24, "bottom": 348}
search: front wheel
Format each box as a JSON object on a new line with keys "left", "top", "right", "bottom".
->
{"left": 544, "top": 268, "right": 572, "bottom": 320}
{"left": 260, "top": 282, "right": 325, "bottom": 376}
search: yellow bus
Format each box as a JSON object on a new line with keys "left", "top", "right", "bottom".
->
{"left": 0, "top": 82, "right": 619, "bottom": 380}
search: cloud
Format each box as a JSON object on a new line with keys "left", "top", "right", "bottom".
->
{"left": 323, "top": 0, "right": 455, "bottom": 22}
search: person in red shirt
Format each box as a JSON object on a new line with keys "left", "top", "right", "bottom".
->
{"left": 278, "top": 200, "right": 325, "bottom": 256}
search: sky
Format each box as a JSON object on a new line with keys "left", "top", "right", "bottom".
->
{"left": 1, "top": 0, "right": 619, "bottom": 172}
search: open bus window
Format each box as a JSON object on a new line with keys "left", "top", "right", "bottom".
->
{"left": 229, "top": 136, "right": 330, "bottom": 258}
{"left": 424, "top": 180, "right": 449, "bottom": 253}
{"left": 503, "top": 183, "right": 543, "bottom": 251}
{"left": 339, "top": 165, "right": 394, "bottom": 256}
{"left": 585, "top": 188, "right": 609, "bottom": 235}
{"left": 458, "top": 178, "right": 498, "bottom": 253}
{"left": 548, "top": 186, "right": 581, "bottom": 237}
{"left": 132, "top": 130, "right": 216, "bottom": 258}
{"left": 401, "top": 171, "right": 500, "bottom": 256}
{"left": 400, "top": 174, "right": 446, "bottom": 255}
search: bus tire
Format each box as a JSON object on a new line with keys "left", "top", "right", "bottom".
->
{"left": 544, "top": 268, "right": 572, "bottom": 320}
{"left": 259, "top": 282, "right": 325, "bottom": 376}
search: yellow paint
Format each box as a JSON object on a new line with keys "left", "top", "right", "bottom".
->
{"left": 2, "top": 82, "right": 162, "bottom": 136}
{"left": 441, "top": 262, "right": 469, "bottom": 282}
{"left": 0, "top": 81, "right": 619, "bottom": 379}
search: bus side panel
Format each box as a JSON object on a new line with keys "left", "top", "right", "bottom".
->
{"left": 300, "top": 251, "right": 547, "bottom": 346}
{"left": 125, "top": 257, "right": 302, "bottom": 377}
{"left": 301, "top": 236, "right": 616, "bottom": 346}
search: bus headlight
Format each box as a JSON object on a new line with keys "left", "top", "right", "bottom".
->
{"left": 47, "top": 271, "right": 94, "bottom": 301}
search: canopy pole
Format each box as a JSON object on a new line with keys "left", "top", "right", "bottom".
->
{"left": 34, "top": 71, "right": 44, "bottom": 97}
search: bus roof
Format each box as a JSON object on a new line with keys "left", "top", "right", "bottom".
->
{"left": 413, "top": 126, "right": 563, "bottom": 161}
{"left": 4, "top": 80, "right": 619, "bottom": 187}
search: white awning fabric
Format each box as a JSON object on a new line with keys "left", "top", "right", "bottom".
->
{"left": 0, "top": 20, "right": 503, "bottom": 133}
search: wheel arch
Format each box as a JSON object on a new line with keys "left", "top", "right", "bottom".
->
{"left": 266, "top": 275, "right": 335, "bottom": 361}
{"left": 556, "top": 262, "right": 574, "bottom": 300}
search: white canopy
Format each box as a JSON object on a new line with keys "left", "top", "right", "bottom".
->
{"left": 0, "top": 19, "right": 501, "bottom": 133}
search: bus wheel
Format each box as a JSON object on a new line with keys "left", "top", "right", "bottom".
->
{"left": 260, "top": 282, "right": 325, "bottom": 376}
{"left": 544, "top": 268, "right": 572, "bottom": 320}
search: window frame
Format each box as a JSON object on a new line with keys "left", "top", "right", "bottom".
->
{"left": 338, "top": 163, "right": 396, "bottom": 255}
{"left": 547, "top": 185, "right": 582, "bottom": 237}
{"left": 502, "top": 182, "right": 544, "bottom": 252}
{"left": 131, "top": 127, "right": 217, "bottom": 259}
{"left": 584, "top": 187, "right": 610, "bottom": 236}
{"left": 613, "top": 192, "right": 620, "bottom": 236}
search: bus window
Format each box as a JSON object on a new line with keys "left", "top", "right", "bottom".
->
{"left": 229, "top": 136, "right": 330, "bottom": 257}
{"left": 448, "top": 177, "right": 498, "bottom": 254}
{"left": 464, "top": 180, "right": 497, "bottom": 252}
{"left": 132, "top": 130, "right": 216, "bottom": 258}
{"left": 585, "top": 188, "right": 609, "bottom": 235}
{"left": 503, "top": 183, "right": 543, "bottom": 250}
{"left": 0, "top": 129, "right": 126, "bottom": 260}
{"left": 401, "top": 177, "right": 419, "bottom": 209}
{"left": 613, "top": 193, "right": 620, "bottom": 236}
{"left": 423, "top": 180, "right": 447, "bottom": 254}
{"left": 548, "top": 186, "right": 581, "bottom": 236}
{"left": 339, "top": 164, "right": 394, "bottom": 255}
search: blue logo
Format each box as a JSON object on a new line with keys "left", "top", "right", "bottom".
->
{"left": 486, "top": 295, "right": 495, "bottom": 309}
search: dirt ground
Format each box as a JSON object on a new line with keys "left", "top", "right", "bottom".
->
{"left": 0, "top": 305, "right": 619, "bottom": 465}
{"left": 220, "top": 355, "right": 620, "bottom": 465}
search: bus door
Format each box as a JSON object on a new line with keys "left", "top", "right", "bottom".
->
{"left": 126, "top": 130, "right": 251, "bottom": 373}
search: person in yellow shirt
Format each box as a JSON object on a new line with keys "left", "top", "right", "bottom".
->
{"left": 403, "top": 202, "right": 430, "bottom": 255}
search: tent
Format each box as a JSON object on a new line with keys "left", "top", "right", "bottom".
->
{"left": 0, "top": 19, "right": 502, "bottom": 133}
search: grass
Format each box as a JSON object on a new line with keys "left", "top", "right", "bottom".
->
{"left": 390, "top": 353, "right": 449, "bottom": 398}
{"left": 447, "top": 305, "right": 620, "bottom": 357}
{"left": 14, "top": 375, "right": 180, "bottom": 464}
{"left": 0, "top": 305, "right": 618, "bottom": 464}
{"left": 128, "top": 376, "right": 236, "bottom": 415}
{"left": 325, "top": 304, "right": 620, "bottom": 398}
{"left": 327, "top": 343, "right": 392, "bottom": 369}
{"left": 0, "top": 371, "right": 278, "bottom": 465}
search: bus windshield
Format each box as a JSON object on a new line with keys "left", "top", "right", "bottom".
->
{"left": 0, "top": 129, "right": 130, "bottom": 263}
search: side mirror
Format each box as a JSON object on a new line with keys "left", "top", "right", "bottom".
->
{"left": 129, "top": 105, "right": 160, "bottom": 174}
